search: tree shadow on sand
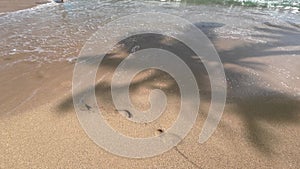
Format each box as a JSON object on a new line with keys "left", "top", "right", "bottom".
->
{"left": 57, "top": 21, "right": 300, "bottom": 154}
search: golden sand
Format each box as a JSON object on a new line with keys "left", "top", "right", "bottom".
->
{"left": 0, "top": 0, "right": 50, "bottom": 13}
{"left": 0, "top": 2, "right": 299, "bottom": 168}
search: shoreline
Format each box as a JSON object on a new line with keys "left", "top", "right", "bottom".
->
{"left": 0, "top": 1, "right": 299, "bottom": 168}
{"left": 1, "top": 36, "right": 299, "bottom": 168}
{"left": 0, "top": 0, "right": 51, "bottom": 13}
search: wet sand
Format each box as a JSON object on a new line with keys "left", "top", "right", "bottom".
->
{"left": 1, "top": 2, "right": 300, "bottom": 169}
{"left": 0, "top": 0, "right": 50, "bottom": 13}
{"left": 1, "top": 37, "right": 299, "bottom": 168}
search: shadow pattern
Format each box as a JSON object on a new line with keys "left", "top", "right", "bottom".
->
{"left": 57, "top": 21, "right": 300, "bottom": 154}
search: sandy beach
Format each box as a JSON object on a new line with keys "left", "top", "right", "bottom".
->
{"left": 0, "top": 0, "right": 50, "bottom": 13}
{"left": 0, "top": 0, "right": 299, "bottom": 168}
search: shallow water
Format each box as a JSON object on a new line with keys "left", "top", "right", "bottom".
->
{"left": 0, "top": 0, "right": 299, "bottom": 102}
{"left": 0, "top": 0, "right": 299, "bottom": 66}
{"left": 0, "top": 3, "right": 299, "bottom": 166}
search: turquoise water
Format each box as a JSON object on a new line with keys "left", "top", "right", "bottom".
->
{"left": 234, "top": 0, "right": 300, "bottom": 8}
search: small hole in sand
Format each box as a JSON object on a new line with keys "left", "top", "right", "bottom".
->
{"left": 157, "top": 129, "right": 164, "bottom": 133}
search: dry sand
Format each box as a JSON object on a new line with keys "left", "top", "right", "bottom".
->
{"left": 0, "top": 0, "right": 50, "bottom": 13}
{"left": 0, "top": 2, "right": 300, "bottom": 169}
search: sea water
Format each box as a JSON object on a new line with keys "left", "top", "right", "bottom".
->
{"left": 0, "top": 0, "right": 299, "bottom": 66}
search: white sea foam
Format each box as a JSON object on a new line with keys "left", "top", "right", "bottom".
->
{"left": 0, "top": 0, "right": 299, "bottom": 67}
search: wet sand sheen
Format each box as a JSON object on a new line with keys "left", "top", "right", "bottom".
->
{"left": 0, "top": 1, "right": 300, "bottom": 168}
{"left": 1, "top": 36, "right": 300, "bottom": 168}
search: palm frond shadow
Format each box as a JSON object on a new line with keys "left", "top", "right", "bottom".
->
{"left": 57, "top": 21, "right": 300, "bottom": 154}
